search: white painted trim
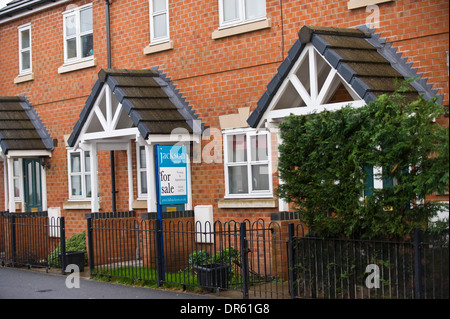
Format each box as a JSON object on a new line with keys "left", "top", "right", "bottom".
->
{"left": 212, "top": 18, "right": 271, "bottom": 39}
{"left": 143, "top": 40, "right": 174, "bottom": 55}
{"left": 348, "top": 0, "right": 394, "bottom": 10}
{"left": 185, "top": 142, "right": 193, "bottom": 210}
{"left": 41, "top": 163, "right": 47, "bottom": 211}
{"left": 0, "top": 0, "right": 72, "bottom": 25}
{"left": 6, "top": 150, "right": 52, "bottom": 158}
{"left": 3, "top": 158, "right": 7, "bottom": 210}
{"left": 81, "top": 128, "right": 140, "bottom": 142}
{"left": 7, "top": 158, "right": 15, "bottom": 212}
{"left": 145, "top": 133, "right": 200, "bottom": 145}
{"left": 90, "top": 142, "right": 99, "bottom": 212}
{"left": 14, "top": 72, "right": 35, "bottom": 84}
{"left": 218, "top": 0, "right": 267, "bottom": 29}
{"left": 62, "top": 3, "right": 94, "bottom": 64}
{"left": 146, "top": 144, "right": 157, "bottom": 212}
{"left": 223, "top": 129, "right": 273, "bottom": 198}
{"left": 257, "top": 43, "right": 366, "bottom": 129}
{"left": 148, "top": 0, "right": 170, "bottom": 45}
{"left": 268, "top": 100, "right": 367, "bottom": 119}
{"left": 18, "top": 23, "right": 32, "bottom": 76}
{"left": 136, "top": 144, "right": 147, "bottom": 199}
{"left": 58, "top": 57, "right": 96, "bottom": 74}
{"left": 127, "top": 141, "right": 134, "bottom": 211}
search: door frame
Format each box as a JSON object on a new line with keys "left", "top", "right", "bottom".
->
{"left": 23, "top": 158, "right": 43, "bottom": 212}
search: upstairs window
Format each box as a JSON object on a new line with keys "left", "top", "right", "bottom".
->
{"left": 18, "top": 24, "right": 32, "bottom": 75}
{"left": 63, "top": 4, "right": 94, "bottom": 63}
{"left": 219, "top": 0, "right": 266, "bottom": 28}
{"left": 149, "top": 0, "right": 170, "bottom": 44}
{"left": 224, "top": 129, "right": 272, "bottom": 198}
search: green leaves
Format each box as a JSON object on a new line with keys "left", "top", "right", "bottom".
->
{"left": 278, "top": 88, "right": 449, "bottom": 239}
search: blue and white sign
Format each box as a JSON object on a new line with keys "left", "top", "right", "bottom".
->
{"left": 156, "top": 145, "right": 188, "bottom": 205}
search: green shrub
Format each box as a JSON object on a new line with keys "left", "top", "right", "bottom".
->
{"left": 48, "top": 231, "right": 87, "bottom": 268}
{"left": 278, "top": 87, "right": 449, "bottom": 239}
{"left": 188, "top": 250, "right": 210, "bottom": 268}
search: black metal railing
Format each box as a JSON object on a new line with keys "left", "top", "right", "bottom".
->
{"left": 85, "top": 212, "right": 290, "bottom": 298}
{"left": 0, "top": 211, "right": 65, "bottom": 271}
{"left": 288, "top": 224, "right": 449, "bottom": 299}
{"left": 2, "top": 209, "right": 447, "bottom": 299}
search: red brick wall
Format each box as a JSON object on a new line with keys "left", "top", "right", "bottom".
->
{"left": 0, "top": 0, "right": 448, "bottom": 232}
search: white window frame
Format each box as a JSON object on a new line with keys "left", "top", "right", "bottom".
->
{"left": 149, "top": 0, "right": 170, "bottom": 45}
{"left": 12, "top": 158, "right": 23, "bottom": 202}
{"left": 67, "top": 149, "right": 92, "bottom": 200}
{"left": 223, "top": 128, "right": 272, "bottom": 198}
{"left": 62, "top": 3, "right": 94, "bottom": 64}
{"left": 218, "top": 0, "right": 266, "bottom": 29}
{"left": 18, "top": 23, "right": 32, "bottom": 75}
{"left": 137, "top": 145, "right": 148, "bottom": 199}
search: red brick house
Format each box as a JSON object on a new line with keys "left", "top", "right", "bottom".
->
{"left": 0, "top": 0, "right": 448, "bottom": 238}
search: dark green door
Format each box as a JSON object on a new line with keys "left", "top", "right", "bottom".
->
{"left": 23, "top": 158, "right": 42, "bottom": 212}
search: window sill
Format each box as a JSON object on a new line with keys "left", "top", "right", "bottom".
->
{"left": 212, "top": 18, "right": 271, "bottom": 40}
{"left": 218, "top": 197, "right": 277, "bottom": 209}
{"left": 14, "top": 72, "right": 34, "bottom": 84}
{"left": 348, "top": 0, "right": 394, "bottom": 10}
{"left": 58, "top": 57, "right": 97, "bottom": 74}
{"left": 63, "top": 200, "right": 101, "bottom": 210}
{"left": 143, "top": 40, "right": 174, "bottom": 55}
{"left": 132, "top": 199, "right": 147, "bottom": 210}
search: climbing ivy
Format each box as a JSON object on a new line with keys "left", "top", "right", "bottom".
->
{"left": 278, "top": 86, "right": 449, "bottom": 239}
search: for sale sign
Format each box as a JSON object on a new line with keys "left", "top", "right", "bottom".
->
{"left": 156, "top": 145, "right": 188, "bottom": 205}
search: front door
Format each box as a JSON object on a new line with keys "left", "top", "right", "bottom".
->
{"left": 23, "top": 158, "right": 42, "bottom": 212}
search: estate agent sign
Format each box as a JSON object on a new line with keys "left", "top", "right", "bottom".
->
{"left": 156, "top": 145, "right": 188, "bottom": 205}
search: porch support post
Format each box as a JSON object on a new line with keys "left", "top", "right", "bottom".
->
{"left": 186, "top": 142, "right": 192, "bottom": 210}
{"left": 41, "top": 162, "right": 47, "bottom": 211}
{"left": 127, "top": 141, "right": 134, "bottom": 211}
{"left": 268, "top": 124, "right": 290, "bottom": 211}
{"left": 3, "top": 159, "right": 8, "bottom": 210}
{"left": 146, "top": 144, "right": 157, "bottom": 212}
{"left": 90, "top": 142, "right": 99, "bottom": 212}
{"left": 7, "top": 157, "right": 15, "bottom": 212}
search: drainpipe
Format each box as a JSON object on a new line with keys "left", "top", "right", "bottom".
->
{"left": 106, "top": 0, "right": 112, "bottom": 68}
{"left": 106, "top": 0, "right": 116, "bottom": 212}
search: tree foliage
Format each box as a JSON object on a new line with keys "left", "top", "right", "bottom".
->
{"left": 278, "top": 88, "right": 449, "bottom": 239}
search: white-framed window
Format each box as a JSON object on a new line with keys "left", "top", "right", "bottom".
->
{"left": 149, "top": 0, "right": 170, "bottom": 44}
{"left": 68, "top": 150, "right": 92, "bottom": 200}
{"left": 63, "top": 3, "right": 94, "bottom": 63}
{"left": 18, "top": 23, "right": 32, "bottom": 75}
{"left": 219, "top": 0, "right": 266, "bottom": 28}
{"left": 137, "top": 145, "right": 148, "bottom": 198}
{"left": 224, "top": 129, "right": 272, "bottom": 198}
{"left": 13, "top": 158, "right": 23, "bottom": 201}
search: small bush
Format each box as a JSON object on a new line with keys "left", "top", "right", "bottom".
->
{"left": 48, "top": 231, "right": 87, "bottom": 268}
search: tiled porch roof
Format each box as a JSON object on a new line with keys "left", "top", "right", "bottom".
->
{"left": 0, "top": 95, "right": 53, "bottom": 154}
{"left": 248, "top": 25, "right": 442, "bottom": 128}
{"left": 67, "top": 67, "right": 203, "bottom": 147}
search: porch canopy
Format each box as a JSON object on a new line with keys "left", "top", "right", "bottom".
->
{"left": 67, "top": 68, "right": 202, "bottom": 213}
{"left": 248, "top": 25, "right": 441, "bottom": 130}
{"left": 0, "top": 95, "right": 53, "bottom": 212}
{"left": 247, "top": 25, "right": 442, "bottom": 211}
